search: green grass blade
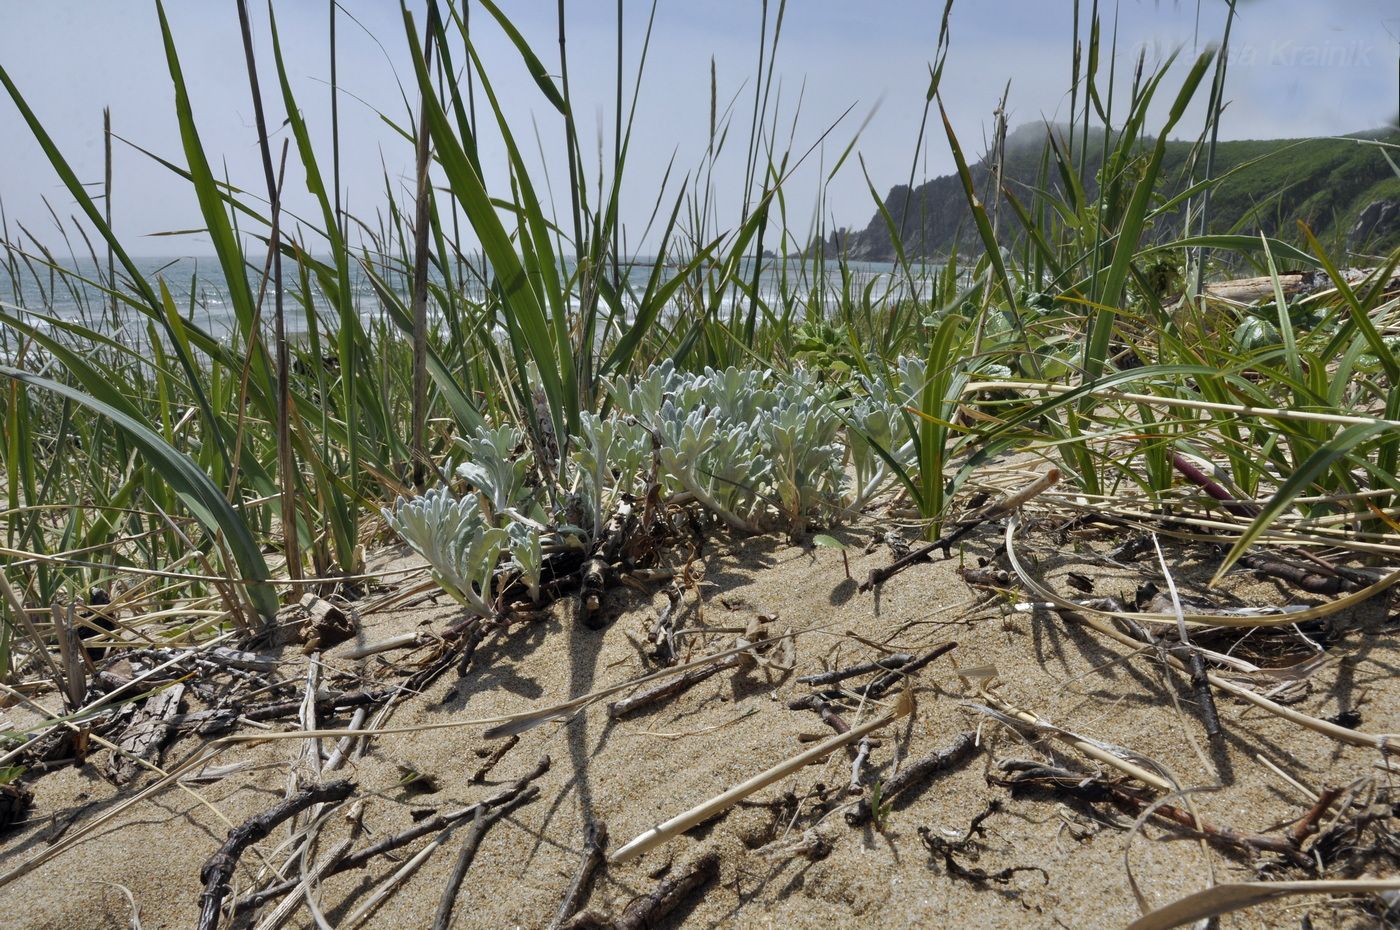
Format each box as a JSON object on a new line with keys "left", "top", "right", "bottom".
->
{"left": 0, "top": 366, "right": 278, "bottom": 621}
{"left": 1212, "top": 422, "right": 1391, "bottom": 584}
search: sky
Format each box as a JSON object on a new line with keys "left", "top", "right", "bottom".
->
{"left": 0, "top": 1, "right": 1396, "bottom": 258}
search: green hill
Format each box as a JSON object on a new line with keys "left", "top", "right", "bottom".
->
{"left": 834, "top": 126, "right": 1400, "bottom": 263}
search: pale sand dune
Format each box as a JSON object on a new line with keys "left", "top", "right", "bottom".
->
{"left": 2, "top": 525, "right": 1394, "bottom": 929}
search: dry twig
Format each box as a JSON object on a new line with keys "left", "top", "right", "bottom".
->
{"left": 563, "top": 850, "right": 719, "bottom": 930}
{"left": 431, "top": 785, "right": 542, "bottom": 930}
{"left": 547, "top": 821, "right": 609, "bottom": 930}
{"left": 846, "top": 731, "right": 977, "bottom": 826}
{"left": 196, "top": 779, "right": 354, "bottom": 930}
{"left": 233, "top": 757, "right": 550, "bottom": 915}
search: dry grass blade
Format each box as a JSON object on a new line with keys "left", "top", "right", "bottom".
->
{"left": 965, "top": 378, "right": 1400, "bottom": 431}
{"left": 971, "top": 690, "right": 1174, "bottom": 792}
{"left": 611, "top": 689, "right": 915, "bottom": 863}
{"left": 1035, "top": 577, "right": 1400, "bottom": 752}
{"left": 1003, "top": 514, "right": 1400, "bottom": 628}
{"left": 1126, "top": 878, "right": 1400, "bottom": 930}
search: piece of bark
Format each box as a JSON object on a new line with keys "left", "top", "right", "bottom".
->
{"left": 106, "top": 683, "right": 185, "bottom": 785}
{"left": 579, "top": 558, "right": 611, "bottom": 630}
{"left": 0, "top": 782, "right": 33, "bottom": 835}
{"left": 205, "top": 647, "right": 279, "bottom": 673}
{"left": 197, "top": 779, "right": 354, "bottom": 930}
{"left": 300, "top": 595, "right": 356, "bottom": 653}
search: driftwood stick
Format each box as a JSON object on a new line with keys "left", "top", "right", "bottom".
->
{"left": 1185, "top": 647, "right": 1223, "bottom": 740}
{"left": 860, "top": 469, "right": 1059, "bottom": 591}
{"left": 608, "top": 654, "right": 744, "bottom": 719}
{"left": 233, "top": 757, "right": 550, "bottom": 915}
{"left": 344, "top": 827, "right": 450, "bottom": 927}
{"left": 788, "top": 697, "right": 884, "bottom": 752}
{"left": 814, "top": 702, "right": 850, "bottom": 736}
{"left": 1288, "top": 786, "right": 1344, "bottom": 847}
{"left": 846, "top": 732, "right": 977, "bottom": 826}
{"left": 547, "top": 821, "right": 609, "bottom": 930}
{"left": 431, "top": 807, "right": 484, "bottom": 930}
{"left": 862, "top": 642, "right": 958, "bottom": 700}
{"left": 339, "top": 631, "right": 432, "bottom": 660}
{"left": 616, "top": 850, "right": 719, "bottom": 930}
{"left": 1239, "top": 553, "right": 1355, "bottom": 595}
{"left": 649, "top": 585, "right": 684, "bottom": 663}
{"left": 431, "top": 785, "right": 542, "bottom": 930}
{"left": 334, "top": 756, "right": 546, "bottom": 871}
{"left": 848, "top": 738, "right": 873, "bottom": 794}
{"left": 471, "top": 734, "right": 520, "bottom": 783}
{"left": 789, "top": 644, "right": 956, "bottom": 708}
{"left": 322, "top": 708, "right": 367, "bottom": 774}
{"left": 796, "top": 654, "right": 913, "bottom": 687}
{"left": 197, "top": 779, "right": 354, "bottom": 930}
{"left": 860, "top": 525, "right": 978, "bottom": 592}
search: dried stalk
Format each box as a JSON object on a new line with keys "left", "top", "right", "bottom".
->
{"left": 608, "top": 651, "right": 745, "bottom": 718}
{"left": 612, "top": 691, "right": 913, "bottom": 863}
{"left": 564, "top": 850, "right": 719, "bottom": 930}
{"left": 616, "top": 849, "right": 718, "bottom": 930}
{"left": 257, "top": 834, "right": 355, "bottom": 930}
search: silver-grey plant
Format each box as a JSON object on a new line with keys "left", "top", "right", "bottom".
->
{"left": 382, "top": 489, "right": 508, "bottom": 616}
{"left": 386, "top": 360, "right": 921, "bottom": 608}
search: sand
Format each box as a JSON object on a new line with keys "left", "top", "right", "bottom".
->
{"left": 1, "top": 515, "right": 1396, "bottom": 929}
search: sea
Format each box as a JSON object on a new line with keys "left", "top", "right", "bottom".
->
{"left": 1, "top": 254, "right": 941, "bottom": 341}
